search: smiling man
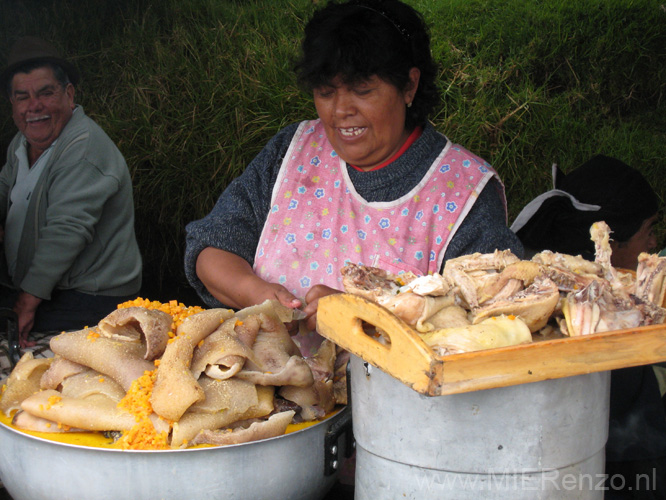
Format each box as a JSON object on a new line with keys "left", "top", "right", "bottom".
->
{"left": 0, "top": 37, "right": 142, "bottom": 347}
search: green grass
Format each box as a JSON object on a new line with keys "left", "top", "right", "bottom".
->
{"left": 1, "top": 0, "right": 665, "bottom": 302}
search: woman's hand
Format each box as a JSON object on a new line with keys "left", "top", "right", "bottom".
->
{"left": 302, "top": 285, "right": 341, "bottom": 332}
{"left": 196, "top": 247, "right": 343, "bottom": 332}
{"left": 196, "top": 247, "right": 302, "bottom": 310}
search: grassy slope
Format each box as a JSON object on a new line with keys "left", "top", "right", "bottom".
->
{"left": 0, "top": 0, "right": 664, "bottom": 302}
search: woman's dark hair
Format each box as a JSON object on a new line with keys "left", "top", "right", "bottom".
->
{"left": 516, "top": 155, "right": 659, "bottom": 260}
{"left": 295, "top": 0, "right": 440, "bottom": 130}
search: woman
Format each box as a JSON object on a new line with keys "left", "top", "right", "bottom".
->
{"left": 512, "top": 154, "right": 658, "bottom": 268}
{"left": 511, "top": 154, "right": 666, "bottom": 499}
{"left": 185, "top": 0, "right": 522, "bottom": 356}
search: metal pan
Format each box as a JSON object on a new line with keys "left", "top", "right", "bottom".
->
{"left": 0, "top": 405, "right": 352, "bottom": 500}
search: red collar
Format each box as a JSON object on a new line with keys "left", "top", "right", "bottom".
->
{"left": 349, "top": 126, "right": 423, "bottom": 172}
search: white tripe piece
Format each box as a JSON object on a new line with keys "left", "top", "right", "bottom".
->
{"left": 399, "top": 274, "right": 450, "bottom": 296}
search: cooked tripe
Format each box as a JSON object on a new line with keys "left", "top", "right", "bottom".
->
{"left": 0, "top": 299, "right": 344, "bottom": 450}
{"left": 421, "top": 315, "right": 532, "bottom": 356}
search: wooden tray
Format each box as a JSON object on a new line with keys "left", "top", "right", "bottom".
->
{"left": 316, "top": 293, "right": 666, "bottom": 396}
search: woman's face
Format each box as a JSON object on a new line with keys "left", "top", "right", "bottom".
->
{"left": 610, "top": 214, "right": 659, "bottom": 271}
{"left": 313, "top": 69, "right": 420, "bottom": 171}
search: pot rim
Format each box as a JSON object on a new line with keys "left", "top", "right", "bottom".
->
{"left": 0, "top": 404, "right": 349, "bottom": 454}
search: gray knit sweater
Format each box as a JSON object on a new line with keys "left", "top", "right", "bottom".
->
{"left": 185, "top": 122, "right": 523, "bottom": 307}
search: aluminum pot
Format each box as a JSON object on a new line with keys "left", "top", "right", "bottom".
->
{"left": 351, "top": 356, "right": 610, "bottom": 500}
{"left": 0, "top": 405, "right": 351, "bottom": 500}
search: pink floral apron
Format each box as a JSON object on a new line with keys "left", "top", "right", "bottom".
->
{"left": 254, "top": 119, "right": 501, "bottom": 355}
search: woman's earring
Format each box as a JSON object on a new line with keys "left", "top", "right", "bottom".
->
{"left": 407, "top": 102, "right": 413, "bottom": 108}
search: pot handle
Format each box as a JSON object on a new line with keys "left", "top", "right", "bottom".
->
{"left": 324, "top": 405, "right": 353, "bottom": 476}
{"left": 0, "top": 307, "right": 20, "bottom": 368}
{"left": 317, "top": 294, "right": 436, "bottom": 395}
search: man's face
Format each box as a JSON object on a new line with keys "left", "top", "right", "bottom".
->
{"left": 10, "top": 66, "right": 75, "bottom": 158}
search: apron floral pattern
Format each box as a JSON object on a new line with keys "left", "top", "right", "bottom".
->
{"left": 254, "top": 119, "right": 500, "bottom": 355}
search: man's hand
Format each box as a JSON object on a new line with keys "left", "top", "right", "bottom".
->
{"left": 13, "top": 291, "right": 41, "bottom": 348}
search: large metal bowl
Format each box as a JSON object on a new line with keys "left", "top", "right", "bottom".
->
{"left": 0, "top": 406, "right": 351, "bottom": 500}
